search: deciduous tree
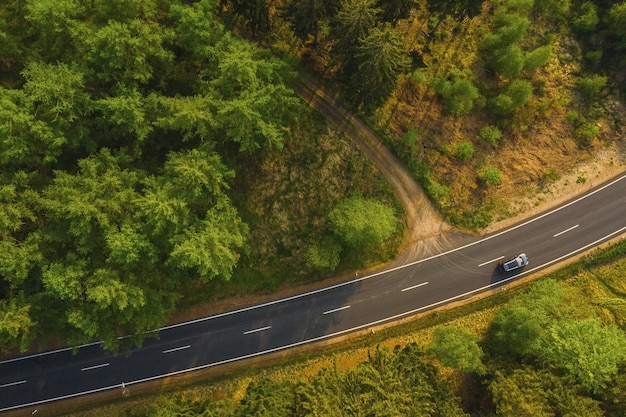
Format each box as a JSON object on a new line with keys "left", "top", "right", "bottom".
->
{"left": 328, "top": 196, "right": 396, "bottom": 249}
{"left": 429, "top": 326, "right": 487, "bottom": 374}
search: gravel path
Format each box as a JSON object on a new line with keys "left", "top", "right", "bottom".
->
{"left": 293, "top": 78, "right": 453, "bottom": 263}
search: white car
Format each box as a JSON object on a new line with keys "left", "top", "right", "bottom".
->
{"left": 498, "top": 253, "right": 529, "bottom": 273}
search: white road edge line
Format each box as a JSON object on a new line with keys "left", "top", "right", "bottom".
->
{"left": 162, "top": 345, "right": 191, "bottom": 354}
{"left": 5, "top": 226, "right": 626, "bottom": 413}
{"left": 401, "top": 282, "right": 429, "bottom": 292}
{"left": 323, "top": 305, "right": 351, "bottom": 315}
{"left": 80, "top": 363, "right": 110, "bottom": 372}
{"left": 243, "top": 326, "right": 271, "bottom": 335}
{"left": 0, "top": 380, "right": 26, "bottom": 389}
{"left": 3, "top": 173, "right": 625, "bottom": 370}
{"left": 479, "top": 256, "right": 504, "bottom": 267}
{"left": 553, "top": 224, "right": 579, "bottom": 237}
{"left": 5, "top": 175, "right": 624, "bottom": 366}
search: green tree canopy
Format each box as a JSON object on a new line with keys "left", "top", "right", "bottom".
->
{"left": 328, "top": 196, "right": 396, "bottom": 249}
{"left": 349, "top": 23, "right": 410, "bottom": 110}
{"left": 428, "top": 326, "right": 487, "bottom": 375}
{"left": 330, "top": 0, "right": 381, "bottom": 69}
{"left": 538, "top": 317, "right": 626, "bottom": 393}
{"left": 282, "top": 0, "right": 340, "bottom": 45}
{"left": 435, "top": 77, "right": 481, "bottom": 116}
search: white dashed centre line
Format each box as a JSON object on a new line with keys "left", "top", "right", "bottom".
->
{"left": 553, "top": 224, "right": 579, "bottom": 237}
{"left": 323, "top": 305, "right": 351, "bottom": 315}
{"left": 401, "top": 282, "right": 429, "bottom": 292}
{"left": 0, "top": 380, "right": 26, "bottom": 389}
{"left": 479, "top": 256, "right": 504, "bottom": 267}
{"left": 243, "top": 326, "right": 271, "bottom": 335}
{"left": 162, "top": 345, "right": 191, "bottom": 354}
{"left": 81, "top": 363, "right": 110, "bottom": 372}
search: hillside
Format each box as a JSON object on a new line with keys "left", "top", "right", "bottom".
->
{"left": 250, "top": 0, "right": 626, "bottom": 229}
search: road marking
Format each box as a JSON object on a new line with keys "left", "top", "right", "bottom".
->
{"left": 6, "top": 226, "right": 626, "bottom": 413}
{"left": 80, "top": 363, "right": 110, "bottom": 372}
{"left": 553, "top": 224, "right": 579, "bottom": 237}
{"left": 243, "top": 326, "right": 271, "bottom": 335}
{"left": 479, "top": 256, "right": 504, "bottom": 267}
{"left": 162, "top": 345, "right": 191, "bottom": 354}
{"left": 323, "top": 305, "right": 351, "bottom": 315}
{"left": 0, "top": 380, "right": 26, "bottom": 389}
{"left": 401, "top": 282, "right": 429, "bottom": 292}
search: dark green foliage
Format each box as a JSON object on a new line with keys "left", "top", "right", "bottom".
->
{"left": 491, "top": 44, "right": 525, "bottom": 79}
{"left": 328, "top": 196, "right": 397, "bottom": 249}
{"left": 376, "top": 0, "right": 414, "bottom": 23}
{"left": 488, "top": 305, "right": 546, "bottom": 358}
{"left": 349, "top": 23, "right": 410, "bottom": 110}
{"left": 576, "top": 74, "right": 608, "bottom": 98}
{"left": 230, "top": 0, "right": 271, "bottom": 35}
{"left": 330, "top": 0, "right": 381, "bottom": 70}
{"left": 572, "top": 2, "right": 599, "bottom": 32}
{"left": 606, "top": 2, "right": 626, "bottom": 50}
{"left": 282, "top": 0, "right": 340, "bottom": 45}
{"left": 426, "top": 0, "right": 484, "bottom": 35}
{"left": 535, "top": 0, "right": 571, "bottom": 22}
{"left": 482, "top": 12, "right": 530, "bottom": 51}
{"left": 490, "top": 79, "right": 533, "bottom": 114}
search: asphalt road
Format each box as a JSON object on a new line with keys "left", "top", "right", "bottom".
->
{"left": 2, "top": 173, "right": 626, "bottom": 412}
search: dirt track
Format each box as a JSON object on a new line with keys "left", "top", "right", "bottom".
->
{"left": 293, "top": 78, "right": 453, "bottom": 263}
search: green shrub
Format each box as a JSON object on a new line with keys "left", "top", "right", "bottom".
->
{"left": 305, "top": 236, "right": 342, "bottom": 271}
{"left": 478, "top": 125, "right": 503, "bottom": 147}
{"left": 328, "top": 196, "right": 397, "bottom": 249}
{"left": 456, "top": 141, "right": 475, "bottom": 160}
{"left": 492, "top": 44, "right": 525, "bottom": 79}
{"left": 572, "top": 2, "right": 599, "bottom": 32}
{"left": 583, "top": 123, "right": 600, "bottom": 139}
{"left": 585, "top": 50, "right": 602, "bottom": 63}
{"left": 479, "top": 167, "right": 502, "bottom": 186}
{"left": 524, "top": 45, "right": 552, "bottom": 72}
{"left": 576, "top": 75, "right": 607, "bottom": 98}
{"left": 427, "top": 181, "right": 450, "bottom": 200}
{"left": 436, "top": 77, "right": 480, "bottom": 116}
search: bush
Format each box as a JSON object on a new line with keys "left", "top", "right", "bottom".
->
{"left": 576, "top": 75, "right": 607, "bottom": 98}
{"left": 305, "top": 236, "right": 342, "bottom": 271}
{"left": 524, "top": 45, "right": 552, "bottom": 72}
{"left": 426, "top": 180, "right": 450, "bottom": 200}
{"left": 479, "top": 167, "right": 502, "bottom": 186}
{"left": 436, "top": 77, "right": 480, "bottom": 116}
{"left": 455, "top": 141, "right": 475, "bottom": 160}
{"left": 490, "top": 93, "right": 515, "bottom": 114}
{"left": 505, "top": 79, "right": 533, "bottom": 107}
{"left": 478, "top": 125, "right": 503, "bottom": 147}
{"left": 328, "top": 196, "right": 397, "bottom": 249}
{"left": 490, "top": 80, "right": 533, "bottom": 114}
{"left": 492, "top": 44, "right": 525, "bottom": 79}
{"left": 583, "top": 123, "right": 600, "bottom": 139}
{"left": 572, "top": 2, "right": 599, "bottom": 32}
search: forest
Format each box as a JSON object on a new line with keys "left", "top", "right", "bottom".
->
{"left": 2, "top": 0, "right": 626, "bottom": 415}
{"left": 0, "top": 0, "right": 403, "bottom": 354}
